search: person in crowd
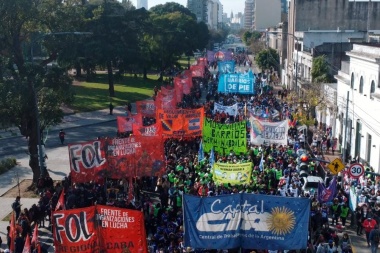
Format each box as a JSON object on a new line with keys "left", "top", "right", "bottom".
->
{"left": 12, "top": 196, "right": 22, "bottom": 220}
{"left": 363, "top": 216, "right": 378, "bottom": 247}
{"left": 59, "top": 129, "right": 65, "bottom": 145}
{"left": 369, "top": 224, "right": 380, "bottom": 253}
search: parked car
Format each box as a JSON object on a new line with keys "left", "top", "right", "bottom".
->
{"left": 302, "top": 176, "right": 324, "bottom": 195}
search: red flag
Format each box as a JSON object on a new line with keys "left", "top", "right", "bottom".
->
{"left": 31, "top": 219, "right": 41, "bottom": 253}
{"left": 55, "top": 189, "right": 65, "bottom": 211}
{"left": 127, "top": 177, "right": 134, "bottom": 204}
{"left": 10, "top": 211, "right": 16, "bottom": 253}
{"left": 22, "top": 234, "right": 31, "bottom": 253}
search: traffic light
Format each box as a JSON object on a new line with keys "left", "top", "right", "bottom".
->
{"left": 298, "top": 154, "right": 309, "bottom": 177}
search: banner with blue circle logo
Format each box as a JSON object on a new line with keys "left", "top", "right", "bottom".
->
{"left": 183, "top": 193, "right": 310, "bottom": 250}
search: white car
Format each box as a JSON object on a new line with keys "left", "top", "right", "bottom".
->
{"left": 302, "top": 176, "right": 324, "bottom": 195}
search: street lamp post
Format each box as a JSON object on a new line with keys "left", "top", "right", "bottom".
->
{"left": 30, "top": 32, "right": 92, "bottom": 177}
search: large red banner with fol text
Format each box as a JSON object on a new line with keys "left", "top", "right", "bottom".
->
{"left": 117, "top": 114, "right": 142, "bottom": 133}
{"left": 68, "top": 140, "right": 107, "bottom": 183}
{"left": 156, "top": 108, "right": 204, "bottom": 138}
{"left": 53, "top": 206, "right": 98, "bottom": 253}
{"left": 53, "top": 206, "right": 147, "bottom": 253}
{"left": 135, "top": 100, "right": 156, "bottom": 117}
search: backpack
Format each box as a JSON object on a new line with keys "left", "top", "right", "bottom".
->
{"left": 374, "top": 230, "right": 380, "bottom": 243}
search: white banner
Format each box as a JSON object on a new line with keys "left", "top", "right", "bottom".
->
{"left": 213, "top": 102, "right": 238, "bottom": 116}
{"left": 249, "top": 115, "right": 288, "bottom": 146}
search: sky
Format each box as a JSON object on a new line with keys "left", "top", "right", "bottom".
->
{"left": 132, "top": 0, "right": 245, "bottom": 16}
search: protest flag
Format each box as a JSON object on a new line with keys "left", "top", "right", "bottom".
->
{"left": 22, "top": 234, "right": 31, "bottom": 253}
{"left": 10, "top": 211, "right": 16, "bottom": 253}
{"left": 55, "top": 189, "right": 65, "bottom": 211}
{"left": 318, "top": 177, "right": 337, "bottom": 203}
{"left": 259, "top": 153, "right": 265, "bottom": 172}
{"left": 127, "top": 177, "right": 134, "bottom": 205}
{"left": 209, "top": 147, "right": 215, "bottom": 167}
{"left": 31, "top": 225, "right": 41, "bottom": 253}
{"left": 198, "top": 140, "right": 205, "bottom": 161}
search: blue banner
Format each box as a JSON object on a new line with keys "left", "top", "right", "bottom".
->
{"left": 183, "top": 193, "right": 310, "bottom": 250}
{"left": 218, "top": 61, "right": 235, "bottom": 73}
{"left": 218, "top": 73, "right": 255, "bottom": 94}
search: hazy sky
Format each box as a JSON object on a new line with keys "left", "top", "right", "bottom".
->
{"left": 132, "top": 0, "right": 245, "bottom": 16}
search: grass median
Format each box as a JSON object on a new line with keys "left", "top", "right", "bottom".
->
{"left": 71, "top": 73, "right": 158, "bottom": 112}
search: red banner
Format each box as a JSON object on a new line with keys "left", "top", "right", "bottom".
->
{"left": 174, "top": 76, "right": 192, "bottom": 95}
{"left": 53, "top": 206, "right": 98, "bottom": 253}
{"left": 197, "top": 57, "right": 208, "bottom": 66}
{"left": 53, "top": 206, "right": 147, "bottom": 253}
{"left": 161, "top": 85, "right": 175, "bottom": 96}
{"left": 97, "top": 205, "right": 147, "bottom": 253}
{"left": 117, "top": 114, "right": 142, "bottom": 133}
{"left": 103, "top": 136, "right": 165, "bottom": 178}
{"left": 190, "top": 65, "right": 204, "bottom": 78}
{"left": 155, "top": 92, "right": 177, "bottom": 110}
{"left": 157, "top": 108, "right": 204, "bottom": 138}
{"left": 133, "top": 122, "right": 162, "bottom": 137}
{"left": 68, "top": 140, "right": 107, "bottom": 183}
{"left": 174, "top": 77, "right": 184, "bottom": 100}
{"left": 135, "top": 100, "right": 156, "bottom": 117}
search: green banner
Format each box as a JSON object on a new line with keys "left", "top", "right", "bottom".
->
{"left": 202, "top": 118, "right": 247, "bottom": 155}
{"left": 213, "top": 162, "right": 252, "bottom": 185}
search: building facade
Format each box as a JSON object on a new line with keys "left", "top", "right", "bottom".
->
{"left": 286, "top": 0, "right": 380, "bottom": 91}
{"left": 244, "top": 0, "right": 254, "bottom": 30}
{"left": 136, "top": 0, "right": 148, "bottom": 9}
{"left": 253, "top": 0, "right": 281, "bottom": 31}
{"left": 187, "top": 0, "right": 222, "bottom": 29}
{"left": 334, "top": 44, "right": 380, "bottom": 170}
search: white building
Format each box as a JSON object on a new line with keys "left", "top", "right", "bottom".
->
{"left": 333, "top": 44, "right": 380, "bottom": 171}
{"left": 136, "top": 0, "right": 148, "bottom": 9}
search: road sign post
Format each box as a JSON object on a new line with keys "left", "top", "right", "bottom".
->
{"left": 348, "top": 163, "right": 365, "bottom": 179}
{"left": 327, "top": 158, "right": 345, "bottom": 175}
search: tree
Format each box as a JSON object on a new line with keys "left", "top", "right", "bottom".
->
{"left": 0, "top": 0, "right": 78, "bottom": 184}
{"left": 149, "top": 5, "right": 208, "bottom": 78}
{"left": 286, "top": 83, "right": 328, "bottom": 127}
{"left": 311, "top": 55, "right": 332, "bottom": 83}
{"left": 255, "top": 48, "right": 279, "bottom": 71}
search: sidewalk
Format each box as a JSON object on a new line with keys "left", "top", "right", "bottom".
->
{"left": 0, "top": 103, "right": 138, "bottom": 140}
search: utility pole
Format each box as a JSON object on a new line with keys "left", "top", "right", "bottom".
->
{"left": 343, "top": 91, "right": 350, "bottom": 163}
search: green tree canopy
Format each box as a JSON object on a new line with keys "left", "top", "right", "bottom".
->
{"left": 255, "top": 48, "right": 280, "bottom": 71}
{"left": 311, "top": 55, "right": 332, "bottom": 83}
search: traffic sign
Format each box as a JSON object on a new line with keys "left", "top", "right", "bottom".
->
{"left": 349, "top": 163, "right": 365, "bottom": 178}
{"left": 327, "top": 158, "right": 345, "bottom": 175}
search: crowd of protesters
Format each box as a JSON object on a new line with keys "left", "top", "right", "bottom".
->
{"left": 6, "top": 60, "right": 375, "bottom": 253}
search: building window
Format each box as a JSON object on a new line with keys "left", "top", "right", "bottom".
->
{"left": 371, "top": 80, "right": 375, "bottom": 94}
{"left": 367, "top": 133, "right": 372, "bottom": 164}
{"left": 350, "top": 73, "right": 354, "bottom": 89}
{"left": 359, "top": 76, "right": 364, "bottom": 94}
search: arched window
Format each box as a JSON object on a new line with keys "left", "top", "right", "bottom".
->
{"left": 371, "top": 80, "right": 375, "bottom": 94}
{"left": 350, "top": 73, "right": 354, "bottom": 89}
{"left": 359, "top": 76, "right": 364, "bottom": 94}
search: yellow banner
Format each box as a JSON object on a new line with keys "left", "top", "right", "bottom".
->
{"left": 213, "top": 162, "right": 252, "bottom": 185}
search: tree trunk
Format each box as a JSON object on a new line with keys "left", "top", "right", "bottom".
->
{"left": 143, "top": 67, "right": 148, "bottom": 80}
{"left": 75, "top": 62, "right": 82, "bottom": 78}
{"left": 27, "top": 116, "right": 41, "bottom": 184}
{"left": 107, "top": 60, "right": 115, "bottom": 97}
